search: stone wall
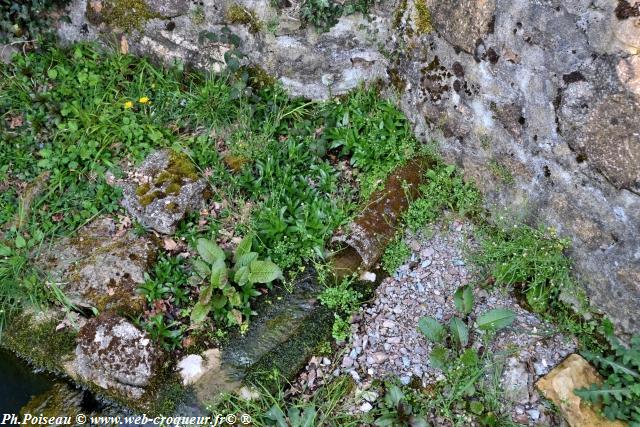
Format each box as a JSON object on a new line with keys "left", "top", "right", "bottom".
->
{"left": 57, "top": 0, "right": 640, "bottom": 335}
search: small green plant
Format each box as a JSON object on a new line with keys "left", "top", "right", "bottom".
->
{"left": 213, "top": 374, "right": 361, "bottom": 426}
{"left": 331, "top": 314, "right": 351, "bottom": 342}
{"left": 575, "top": 334, "right": 640, "bottom": 425}
{"left": 382, "top": 236, "right": 411, "bottom": 274}
{"left": 374, "top": 385, "right": 429, "bottom": 426}
{"left": 324, "top": 87, "right": 418, "bottom": 198}
{"left": 319, "top": 277, "right": 362, "bottom": 314}
{"left": 418, "top": 285, "right": 515, "bottom": 368}
{"left": 143, "top": 313, "right": 184, "bottom": 351}
{"left": 475, "top": 224, "right": 572, "bottom": 313}
{"left": 403, "top": 164, "right": 482, "bottom": 231}
{"left": 266, "top": 404, "right": 317, "bottom": 426}
{"left": 487, "top": 160, "right": 514, "bottom": 185}
{"left": 299, "top": 0, "right": 373, "bottom": 31}
{"left": 189, "top": 236, "right": 282, "bottom": 327}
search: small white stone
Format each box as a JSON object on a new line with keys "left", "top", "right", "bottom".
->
{"left": 360, "top": 402, "right": 373, "bottom": 413}
{"left": 359, "top": 271, "right": 376, "bottom": 282}
{"left": 176, "top": 354, "right": 205, "bottom": 386}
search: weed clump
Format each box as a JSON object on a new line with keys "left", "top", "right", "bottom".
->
{"left": 475, "top": 224, "right": 572, "bottom": 314}
{"left": 382, "top": 236, "right": 411, "bottom": 274}
{"left": 300, "top": 0, "right": 374, "bottom": 31}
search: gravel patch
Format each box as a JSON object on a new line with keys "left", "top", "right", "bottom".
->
{"left": 336, "top": 218, "right": 577, "bottom": 424}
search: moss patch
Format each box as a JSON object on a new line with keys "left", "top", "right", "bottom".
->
{"left": 393, "top": 0, "right": 408, "bottom": 29}
{"left": 136, "top": 150, "right": 199, "bottom": 207}
{"left": 488, "top": 160, "right": 515, "bottom": 185}
{"left": 226, "top": 3, "right": 262, "bottom": 33}
{"left": 2, "top": 313, "right": 76, "bottom": 374}
{"left": 247, "top": 65, "right": 277, "bottom": 90}
{"left": 101, "top": 0, "right": 161, "bottom": 34}
{"left": 414, "top": 0, "right": 433, "bottom": 34}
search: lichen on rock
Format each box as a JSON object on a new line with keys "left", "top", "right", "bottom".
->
{"left": 67, "top": 313, "right": 162, "bottom": 401}
{"left": 120, "top": 149, "right": 208, "bottom": 235}
{"left": 38, "top": 216, "right": 156, "bottom": 314}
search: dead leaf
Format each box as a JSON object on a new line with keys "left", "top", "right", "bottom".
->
{"left": 8, "top": 115, "right": 23, "bottom": 129}
{"left": 163, "top": 238, "right": 178, "bottom": 251}
{"left": 120, "top": 36, "right": 129, "bottom": 54}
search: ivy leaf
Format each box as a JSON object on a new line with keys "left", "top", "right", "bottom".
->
{"left": 449, "top": 317, "right": 469, "bottom": 348}
{"left": 418, "top": 316, "right": 446, "bottom": 343}
{"left": 477, "top": 308, "right": 516, "bottom": 331}
{"left": 248, "top": 259, "right": 283, "bottom": 284}
{"left": 453, "top": 285, "right": 474, "bottom": 315}
{"left": 196, "top": 238, "right": 225, "bottom": 264}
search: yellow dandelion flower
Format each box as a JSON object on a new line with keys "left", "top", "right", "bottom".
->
{"left": 139, "top": 96, "right": 150, "bottom": 104}
{"left": 124, "top": 101, "right": 134, "bottom": 109}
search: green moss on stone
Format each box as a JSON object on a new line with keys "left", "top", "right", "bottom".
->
{"left": 389, "top": 68, "right": 406, "bottom": 92}
{"left": 488, "top": 160, "right": 515, "bottom": 185}
{"left": 136, "top": 150, "right": 199, "bottom": 207}
{"left": 165, "top": 202, "right": 181, "bottom": 213}
{"left": 245, "top": 304, "right": 333, "bottom": 392}
{"left": 226, "top": 3, "right": 262, "bottom": 33}
{"left": 247, "top": 65, "right": 276, "bottom": 90}
{"left": 136, "top": 182, "right": 151, "bottom": 197}
{"left": 414, "top": 0, "right": 433, "bottom": 34}
{"left": 138, "top": 190, "right": 166, "bottom": 207}
{"left": 165, "top": 182, "right": 182, "bottom": 196}
{"left": 2, "top": 313, "right": 76, "bottom": 374}
{"left": 393, "top": 0, "right": 408, "bottom": 29}
{"left": 102, "top": 0, "right": 160, "bottom": 34}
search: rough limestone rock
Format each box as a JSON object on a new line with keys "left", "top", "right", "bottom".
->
{"left": 57, "top": 0, "right": 640, "bottom": 336}
{"left": 39, "top": 217, "right": 155, "bottom": 314}
{"left": 501, "top": 358, "right": 531, "bottom": 405}
{"left": 120, "top": 149, "right": 208, "bottom": 234}
{"left": 67, "top": 314, "right": 162, "bottom": 401}
{"left": 536, "top": 354, "right": 628, "bottom": 427}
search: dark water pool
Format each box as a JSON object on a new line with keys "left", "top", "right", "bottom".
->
{"left": 0, "top": 348, "right": 55, "bottom": 414}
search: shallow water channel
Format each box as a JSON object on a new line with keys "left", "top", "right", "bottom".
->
{"left": 0, "top": 348, "right": 55, "bottom": 414}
